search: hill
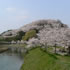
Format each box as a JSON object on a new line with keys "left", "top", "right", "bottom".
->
{"left": 1, "top": 19, "right": 70, "bottom": 48}
{"left": 1, "top": 19, "right": 68, "bottom": 37}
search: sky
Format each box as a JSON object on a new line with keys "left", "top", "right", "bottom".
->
{"left": 0, "top": 0, "right": 70, "bottom": 33}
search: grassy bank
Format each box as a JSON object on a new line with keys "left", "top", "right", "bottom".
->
{"left": 21, "top": 48, "right": 70, "bottom": 70}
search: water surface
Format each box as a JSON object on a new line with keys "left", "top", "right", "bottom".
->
{"left": 0, "top": 52, "right": 23, "bottom": 70}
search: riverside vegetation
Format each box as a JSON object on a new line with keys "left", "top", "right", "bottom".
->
{"left": 1, "top": 19, "right": 70, "bottom": 70}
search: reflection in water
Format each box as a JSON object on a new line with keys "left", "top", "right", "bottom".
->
{"left": 0, "top": 51, "right": 23, "bottom": 70}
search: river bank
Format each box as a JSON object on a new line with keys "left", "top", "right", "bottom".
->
{"left": 0, "top": 47, "right": 8, "bottom": 53}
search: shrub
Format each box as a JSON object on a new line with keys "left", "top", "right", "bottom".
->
{"left": 15, "top": 31, "right": 25, "bottom": 40}
{"left": 22, "top": 30, "right": 37, "bottom": 41}
{"left": 4, "top": 37, "right": 16, "bottom": 41}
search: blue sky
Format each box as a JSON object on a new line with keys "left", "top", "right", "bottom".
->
{"left": 0, "top": 0, "right": 70, "bottom": 33}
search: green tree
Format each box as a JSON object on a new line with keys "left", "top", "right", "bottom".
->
{"left": 22, "top": 30, "right": 37, "bottom": 41}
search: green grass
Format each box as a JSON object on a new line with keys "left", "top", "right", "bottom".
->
{"left": 21, "top": 48, "right": 70, "bottom": 70}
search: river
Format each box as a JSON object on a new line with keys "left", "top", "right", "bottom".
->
{"left": 0, "top": 51, "right": 23, "bottom": 70}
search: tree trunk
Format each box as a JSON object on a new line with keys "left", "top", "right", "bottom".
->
{"left": 55, "top": 46, "right": 56, "bottom": 54}
{"left": 45, "top": 46, "right": 47, "bottom": 52}
{"left": 54, "top": 44, "right": 57, "bottom": 54}
{"left": 68, "top": 46, "right": 70, "bottom": 54}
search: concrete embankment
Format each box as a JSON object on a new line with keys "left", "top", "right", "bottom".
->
{"left": 0, "top": 48, "right": 9, "bottom": 53}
